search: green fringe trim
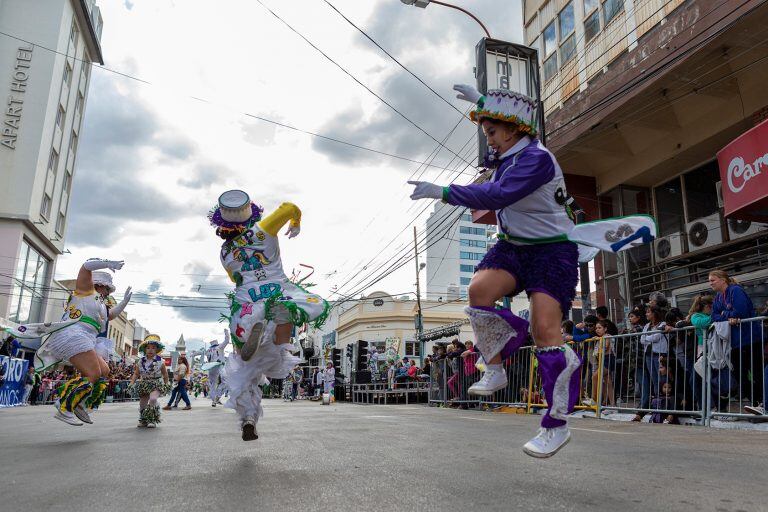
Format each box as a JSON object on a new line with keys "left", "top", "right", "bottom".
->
{"left": 263, "top": 281, "right": 331, "bottom": 329}
{"left": 84, "top": 379, "right": 108, "bottom": 409}
{"left": 131, "top": 379, "right": 169, "bottom": 397}
{"left": 140, "top": 404, "right": 161, "bottom": 424}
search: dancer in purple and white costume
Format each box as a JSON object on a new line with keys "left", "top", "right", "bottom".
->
{"left": 205, "top": 329, "right": 229, "bottom": 407}
{"left": 409, "top": 85, "right": 656, "bottom": 458}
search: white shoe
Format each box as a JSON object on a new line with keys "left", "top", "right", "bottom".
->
{"left": 468, "top": 367, "right": 507, "bottom": 396}
{"left": 240, "top": 323, "right": 264, "bottom": 361}
{"left": 522, "top": 426, "right": 571, "bottom": 458}
{"left": 73, "top": 404, "right": 93, "bottom": 424}
{"left": 744, "top": 404, "right": 765, "bottom": 415}
{"left": 54, "top": 409, "right": 83, "bottom": 426}
{"left": 147, "top": 423, "right": 157, "bottom": 428}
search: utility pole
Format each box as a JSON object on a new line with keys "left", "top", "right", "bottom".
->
{"left": 413, "top": 226, "right": 424, "bottom": 363}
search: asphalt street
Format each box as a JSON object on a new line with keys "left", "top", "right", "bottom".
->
{"left": 1, "top": 397, "right": 766, "bottom": 512}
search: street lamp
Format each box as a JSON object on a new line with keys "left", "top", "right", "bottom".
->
{"left": 400, "top": 0, "right": 492, "bottom": 38}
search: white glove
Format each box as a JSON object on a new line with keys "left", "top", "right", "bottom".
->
{"left": 453, "top": 84, "right": 483, "bottom": 104}
{"left": 285, "top": 225, "right": 301, "bottom": 239}
{"left": 83, "top": 259, "right": 124, "bottom": 272}
{"left": 107, "top": 287, "right": 131, "bottom": 319}
{"left": 408, "top": 181, "right": 443, "bottom": 201}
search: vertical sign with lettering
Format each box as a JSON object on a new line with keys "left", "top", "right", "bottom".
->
{"left": 2, "top": 45, "right": 33, "bottom": 150}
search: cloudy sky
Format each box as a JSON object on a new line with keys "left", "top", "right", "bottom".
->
{"left": 57, "top": 0, "right": 523, "bottom": 352}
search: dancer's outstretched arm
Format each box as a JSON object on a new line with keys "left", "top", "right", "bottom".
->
{"left": 259, "top": 202, "right": 301, "bottom": 238}
{"left": 109, "top": 287, "right": 132, "bottom": 320}
{"left": 408, "top": 151, "right": 554, "bottom": 210}
{"left": 220, "top": 328, "right": 230, "bottom": 352}
{"left": 77, "top": 258, "right": 124, "bottom": 294}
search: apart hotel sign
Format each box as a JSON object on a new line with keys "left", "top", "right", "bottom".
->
{"left": 2, "top": 44, "right": 33, "bottom": 150}
{"left": 717, "top": 119, "right": 768, "bottom": 222}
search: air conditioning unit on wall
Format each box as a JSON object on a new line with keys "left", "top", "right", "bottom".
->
{"left": 727, "top": 218, "right": 768, "bottom": 241}
{"left": 686, "top": 213, "right": 723, "bottom": 252}
{"left": 654, "top": 233, "right": 684, "bottom": 262}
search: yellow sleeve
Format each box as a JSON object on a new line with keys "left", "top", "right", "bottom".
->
{"left": 258, "top": 202, "right": 301, "bottom": 236}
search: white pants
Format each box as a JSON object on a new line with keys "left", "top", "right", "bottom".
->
{"left": 208, "top": 367, "right": 222, "bottom": 402}
{"left": 324, "top": 381, "right": 333, "bottom": 394}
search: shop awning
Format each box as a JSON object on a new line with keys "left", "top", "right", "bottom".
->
{"left": 717, "top": 118, "right": 768, "bottom": 222}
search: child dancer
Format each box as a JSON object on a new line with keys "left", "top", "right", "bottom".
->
{"left": 130, "top": 335, "right": 170, "bottom": 428}
{"left": 409, "top": 85, "right": 656, "bottom": 457}
{"left": 210, "top": 190, "right": 329, "bottom": 440}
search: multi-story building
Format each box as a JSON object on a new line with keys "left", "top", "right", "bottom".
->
{"left": 425, "top": 202, "right": 501, "bottom": 300}
{"left": 0, "top": 0, "right": 104, "bottom": 325}
{"left": 522, "top": 0, "right": 768, "bottom": 319}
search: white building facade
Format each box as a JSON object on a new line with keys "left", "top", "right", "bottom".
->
{"left": 0, "top": 0, "right": 104, "bottom": 324}
{"left": 425, "top": 202, "right": 496, "bottom": 300}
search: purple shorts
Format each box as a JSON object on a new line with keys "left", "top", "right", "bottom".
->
{"left": 476, "top": 240, "right": 578, "bottom": 318}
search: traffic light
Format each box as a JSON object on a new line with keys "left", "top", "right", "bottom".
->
{"left": 355, "top": 340, "right": 369, "bottom": 372}
{"left": 345, "top": 344, "right": 353, "bottom": 361}
{"left": 331, "top": 348, "right": 342, "bottom": 369}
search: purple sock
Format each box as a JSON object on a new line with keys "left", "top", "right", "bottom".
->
{"left": 536, "top": 344, "right": 582, "bottom": 429}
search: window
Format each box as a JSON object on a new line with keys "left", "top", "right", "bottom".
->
{"left": 584, "top": 0, "right": 598, "bottom": 11}
{"left": 543, "top": 54, "right": 558, "bottom": 82}
{"left": 47, "top": 148, "right": 59, "bottom": 174}
{"left": 8, "top": 241, "right": 50, "bottom": 323}
{"left": 460, "top": 251, "right": 484, "bottom": 261}
{"left": 460, "top": 264, "right": 475, "bottom": 273}
{"left": 684, "top": 161, "right": 720, "bottom": 221}
{"left": 70, "top": 22, "right": 79, "bottom": 50}
{"left": 460, "top": 239, "right": 486, "bottom": 248}
{"left": 558, "top": 3, "right": 575, "bottom": 39}
{"left": 459, "top": 226, "right": 485, "bottom": 236}
{"left": 461, "top": 214, "right": 472, "bottom": 222}
{"left": 584, "top": 9, "right": 601, "bottom": 44}
{"left": 63, "top": 63, "right": 72, "bottom": 86}
{"left": 560, "top": 35, "right": 576, "bottom": 66}
{"left": 40, "top": 194, "right": 52, "bottom": 218}
{"left": 76, "top": 92, "right": 84, "bottom": 114}
{"left": 543, "top": 21, "right": 557, "bottom": 57}
{"left": 69, "top": 132, "right": 78, "bottom": 154}
{"left": 460, "top": 277, "right": 472, "bottom": 285}
{"left": 602, "top": 0, "right": 624, "bottom": 26}
{"left": 654, "top": 177, "right": 685, "bottom": 237}
{"left": 56, "top": 213, "right": 66, "bottom": 235}
{"left": 62, "top": 172, "right": 72, "bottom": 194}
{"left": 405, "top": 341, "right": 421, "bottom": 357}
{"left": 56, "top": 106, "right": 66, "bottom": 130}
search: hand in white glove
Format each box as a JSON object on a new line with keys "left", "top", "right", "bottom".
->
{"left": 285, "top": 225, "right": 301, "bottom": 239}
{"left": 83, "top": 259, "right": 125, "bottom": 272}
{"left": 408, "top": 181, "right": 443, "bottom": 201}
{"left": 109, "top": 287, "right": 132, "bottom": 319}
{"left": 121, "top": 287, "right": 132, "bottom": 304}
{"left": 453, "top": 84, "right": 483, "bottom": 104}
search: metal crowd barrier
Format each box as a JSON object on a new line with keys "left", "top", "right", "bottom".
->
{"left": 427, "top": 316, "right": 768, "bottom": 426}
{"left": 30, "top": 379, "right": 140, "bottom": 405}
{"left": 351, "top": 381, "right": 429, "bottom": 404}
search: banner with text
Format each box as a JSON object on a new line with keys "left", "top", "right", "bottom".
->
{"left": 0, "top": 355, "right": 29, "bottom": 408}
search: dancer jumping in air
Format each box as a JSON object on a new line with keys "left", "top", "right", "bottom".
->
{"left": 408, "top": 85, "right": 656, "bottom": 457}
{"left": 204, "top": 329, "right": 230, "bottom": 407}
{"left": 32, "top": 258, "right": 128, "bottom": 426}
{"left": 210, "top": 190, "right": 329, "bottom": 441}
{"left": 130, "top": 335, "right": 170, "bottom": 428}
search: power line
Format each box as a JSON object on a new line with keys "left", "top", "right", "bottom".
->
{"left": 253, "top": 0, "right": 473, "bottom": 166}
{"left": 0, "top": 29, "right": 463, "bottom": 174}
{"left": 321, "top": 0, "right": 470, "bottom": 121}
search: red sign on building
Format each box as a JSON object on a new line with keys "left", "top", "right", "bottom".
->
{"left": 717, "top": 119, "right": 768, "bottom": 221}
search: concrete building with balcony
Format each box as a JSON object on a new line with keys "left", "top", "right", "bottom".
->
{"left": 522, "top": 0, "right": 768, "bottom": 319}
{"left": 0, "top": 0, "right": 104, "bottom": 326}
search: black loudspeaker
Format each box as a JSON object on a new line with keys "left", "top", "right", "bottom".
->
{"left": 353, "top": 370, "right": 371, "bottom": 384}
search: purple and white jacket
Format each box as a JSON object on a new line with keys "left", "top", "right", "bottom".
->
{"left": 443, "top": 136, "right": 574, "bottom": 244}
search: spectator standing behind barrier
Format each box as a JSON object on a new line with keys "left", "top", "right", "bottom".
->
{"left": 595, "top": 306, "right": 618, "bottom": 337}
{"left": 22, "top": 367, "right": 35, "bottom": 405}
{"left": 632, "top": 306, "right": 669, "bottom": 422}
{"left": 591, "top": 320, "right": 615, "bottom": 407}
{"left": 420, "top": 356, "right": 432, "bottom": 380}
{"left": 709, "top": 270, "right": 763, "bottom": 409}
{"left": 684, "top": 295, "right": 713, "bottom": 410}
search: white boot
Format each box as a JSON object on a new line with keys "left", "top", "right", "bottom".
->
{"left": 468, "top": 366, "right": 507, "bottom": 396}
{"left": 522, "top": 425, "right": 571, "bottom": 458}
